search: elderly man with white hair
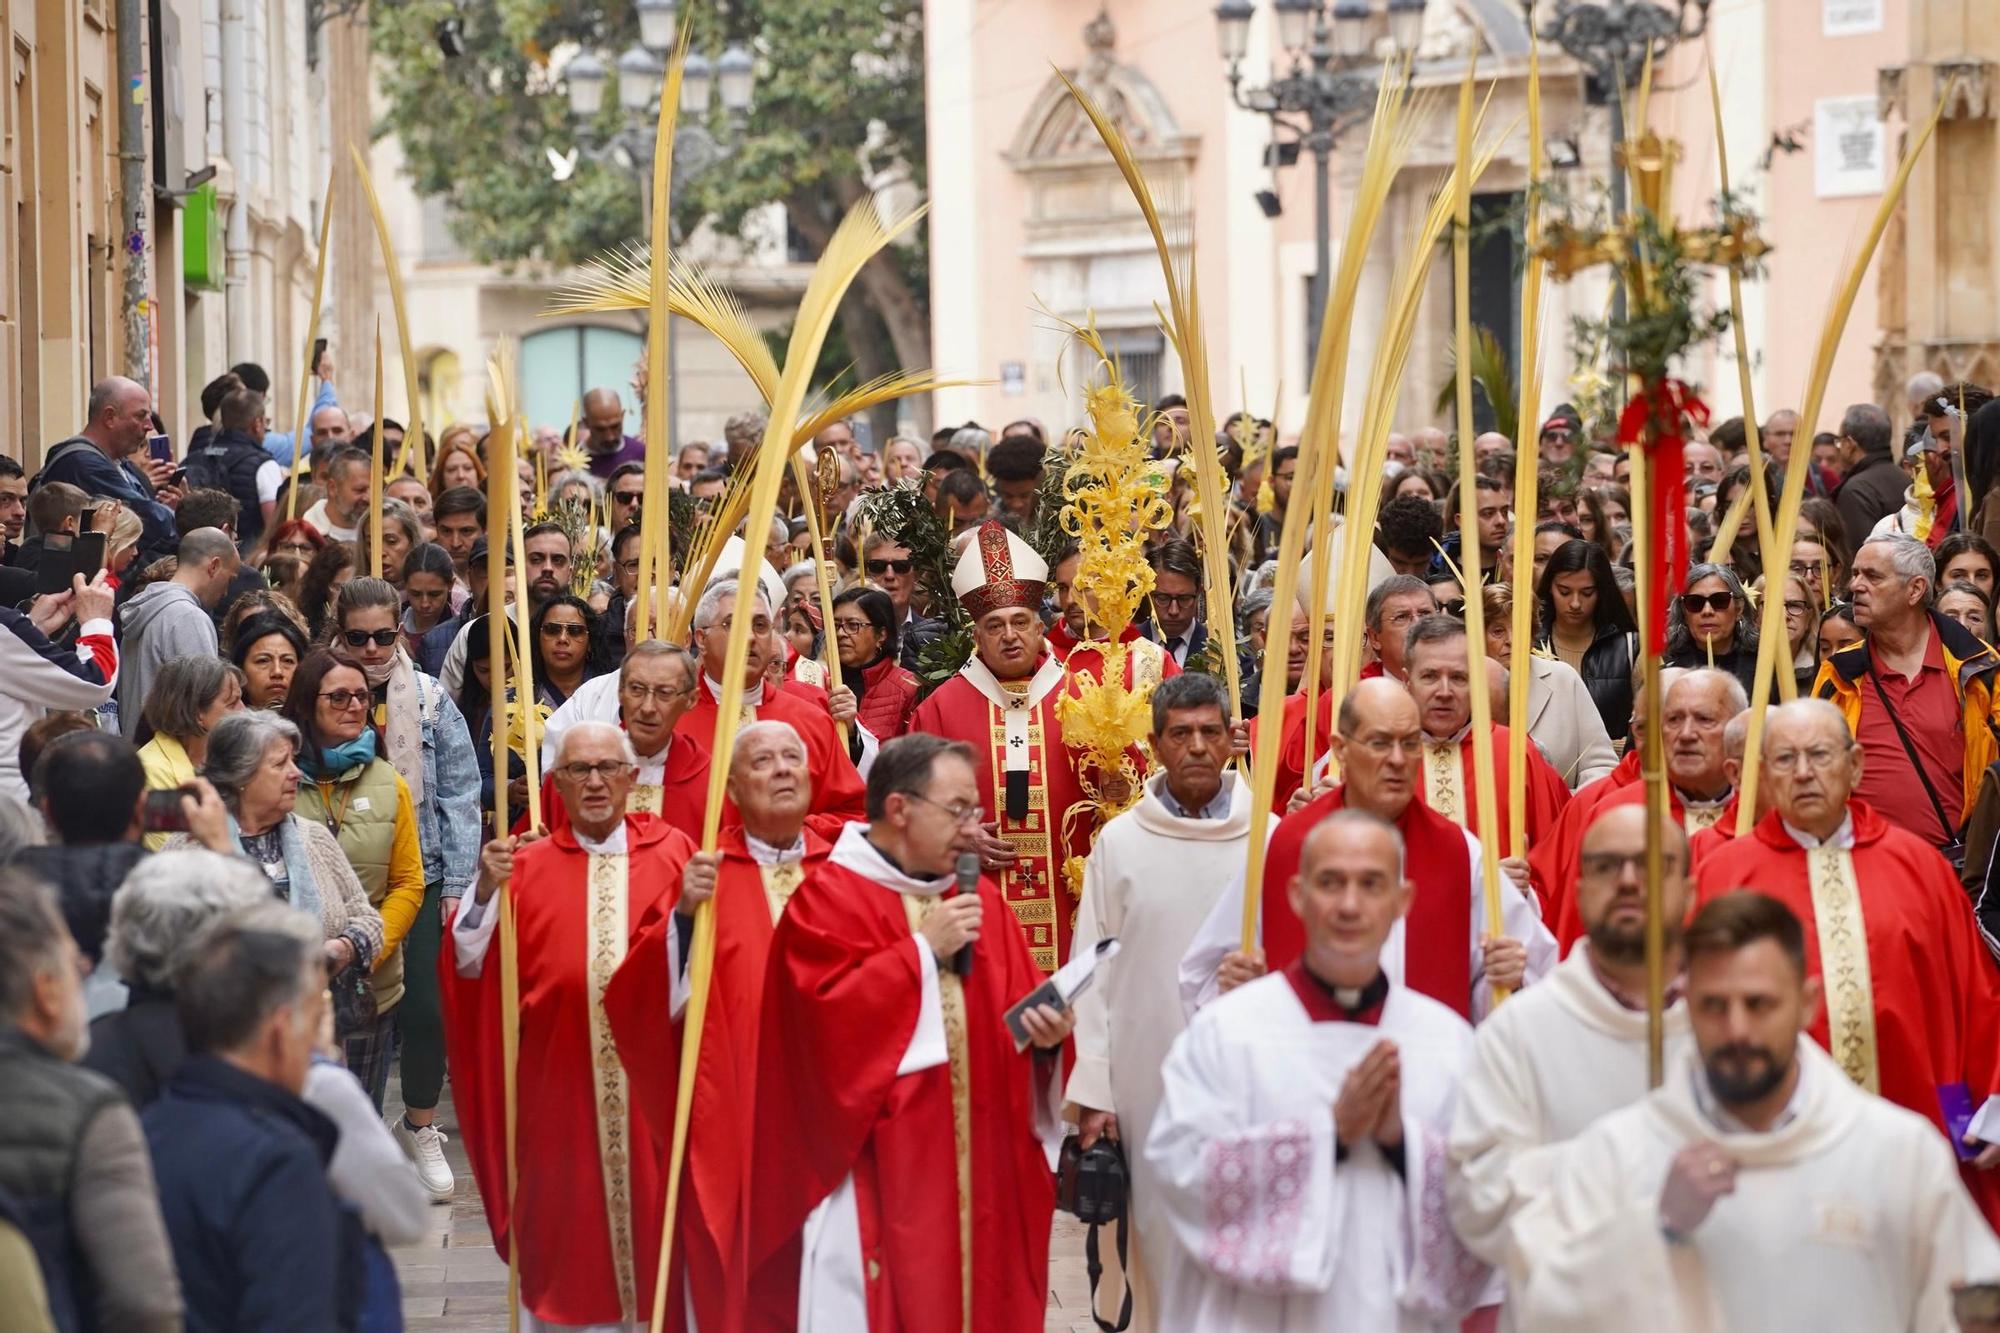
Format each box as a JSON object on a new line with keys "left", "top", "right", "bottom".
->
{"left": 606, "top": 718, "right": 832, "bottom": 1332}
{"left": 444, "top": 720, "right": 698, "bottom": 1328}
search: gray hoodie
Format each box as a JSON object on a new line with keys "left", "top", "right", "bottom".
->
{"left": 117, "top": 582, "right": 218, "bottom": 737}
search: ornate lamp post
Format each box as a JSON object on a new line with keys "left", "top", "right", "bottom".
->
{"left": 1215, "top": 0, "right": 1428, "bottom": 369}
{"left": 1523, "top": 0, "right": 1711, "bottom": 319}
{"left": 559, "top": 0, "right": 755, "bottom": 447}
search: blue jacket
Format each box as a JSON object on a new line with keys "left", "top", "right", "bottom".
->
{"left": 142, "top": 1055, "right": 345, "bottom": 1333}
{"left": 410, "top": 669, "right": 481, "bottom": 898}
{"left": 262, "top": 380, "right": 341, "bottom": 467}
{"left": 30, "top": 437, "right": 176, "bottom": 559}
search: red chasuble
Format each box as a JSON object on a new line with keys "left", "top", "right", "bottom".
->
{"left": 1413, "top": 725, "right": 1571, "bottom": 862}
{"left": 1695, "top": 803, "right": 2000, "bottom": 1226}
{"left": 1534, "top": 774, "right": 1730, "bottom": 954}
{"left": 907, "top": 647, "right": 1150, "bottom": 973}
{"left": 677, "top": 678, "right": 867, "bottom": 839}
{"left": 438, "top": 814, "right": 696, "bottom": 1326}
{"left": 1258, "top": 786, "right": 1473, "bottom": 1018}
{"left": 745, "top": 855, "right": 1058, "bottom": 1333}
{"left": 530, "top": 731, "right": 712, "bottom": 845}
{"left": 602, "top": 826, "right": 833, "bottom": 1333}
{"left": 1257, "top": 689, "right": 1332, "bottom": 814}
{"left": 1686, "top": 794, "right": 1745, "bottom": 871}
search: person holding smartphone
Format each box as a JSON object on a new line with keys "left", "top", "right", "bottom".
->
{"left": 31, "top": 377, "right": 182, "bottom": 563}
{"left": 0, "top": 569, "right": 119, "bottom": 798}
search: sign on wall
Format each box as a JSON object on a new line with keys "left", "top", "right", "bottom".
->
{"left": 1823, "top": 0, "right": 1882, "bottom": 37}
{"left": 1814, "top": 96, "right": 1885, "bottom": 198}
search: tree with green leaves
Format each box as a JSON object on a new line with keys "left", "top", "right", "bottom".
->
{"left": 371, "top": 0, "right": 932, "bottom": 435}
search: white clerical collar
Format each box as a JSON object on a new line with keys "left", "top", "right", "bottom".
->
{"left": 636, "top": 735, "right": 671, "bottom": 774}
{"left": 1426, "top": 723, "right": 1471, "bottom": 747}
{"left": 576, "top": 824, "right": 629, "bottom": 855}
{"left": 704, "top": 674, "right": 765, "bottom": 708}
{"left": 1690, "top": 1038, "right": 1811, "bottom": 1135}
{"left": 745, "top": 830, "right": 806, "bottom": 866}
{"left": 1677, "top": 784, "right": 1732, "bottom": 809}
{"left": 829, "top": 821, "right": 953, "bottom": 897}
{"left": 1781, "top": 812, "right": 1855, "bottom": 850}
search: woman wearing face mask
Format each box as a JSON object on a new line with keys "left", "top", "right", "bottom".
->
{"left": 326, "top": 578, "right": 480, "bottom": 1195}
{"left": 280, "top": 645, "right": 427, "bottom": 1117}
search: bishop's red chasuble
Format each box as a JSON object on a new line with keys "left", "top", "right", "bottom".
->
{"left": 1258, "top": 786, "right": 1474, "bottom": 1018}
{"left": 603, "top": 826, "right": 832, "bottom": 1333}
{"left": 1533, "top": 770, "right": 1730, "bottom": 953}
{"left": 1256, "top": 688, "right": 1332, "bottom": 814}
{"left": 1695, "top": 804, "right": 2000, "bottom": 1227}
{"left": 439, "top": 814, "right": 695, "bottom": 1326}
{"left": 746, "top": 835, "right": 1059, "bottom": 1333}
{"left": 531, "top": 730, "right": 712, "bottom": 845}
{"left": 908, "top": 647, "right": 1148, "bottom": 972}
{"left": 677, "top": 677, "right": 867, "bottom": 839}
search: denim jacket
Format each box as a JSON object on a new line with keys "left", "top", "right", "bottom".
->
{"left": 412, "top": 670, "right": 481, "bottom": 899}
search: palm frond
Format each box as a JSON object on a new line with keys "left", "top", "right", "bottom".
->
{"left": 1431, "top": 325, "right": 1520, "bottom": 446}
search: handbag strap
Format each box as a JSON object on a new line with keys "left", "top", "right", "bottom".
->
{"left": 1863, "top": 653, "right": 1958, "bottom": 843}
{"left": 1084, "top": 1213, "right": 1134, "bottom": 1333}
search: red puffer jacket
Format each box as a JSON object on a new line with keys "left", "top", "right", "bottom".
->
{"left": 851, "top": 652, "right": 920, "bottom": 740}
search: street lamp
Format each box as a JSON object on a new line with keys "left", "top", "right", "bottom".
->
{"left": 558, "top": 16, "right": 757, "bottom": 450}
{"left": 1216, "top": 0, "right": 1429, "bottom": 369}
{"left": 1524, "top": 0, "right": 1711, "bottom": 319}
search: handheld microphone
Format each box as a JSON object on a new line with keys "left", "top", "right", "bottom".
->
{"left": 952, "top": 851, "right": 980, "bottom": 978}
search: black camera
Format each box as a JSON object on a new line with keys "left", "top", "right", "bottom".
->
{"left": 1055, "top": 1134, "right": 1127, "bottom": 1226}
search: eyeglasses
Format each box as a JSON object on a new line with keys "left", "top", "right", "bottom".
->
{"left": 620, "top": 681, "right": 694, "bottom": 705}
{"left": 1765, "top": 745, "right": 1849, "bottom": 774}
{"left": 341, "top": 628, "right": 399, "bottom": 648}
{"left": 1580, "top": 851, "right": 1684, "bottom": 878}
{"left": 1440, "top": 598, "right": 1468, "bottom": 618}
{"left": 554, "top": 760, "right": 635, "bottom": 784}
{"left": 831, "top": 618, "right": 876, "bottom": 636}
{"left": 903, "top": 792, "right": 983, "bottom": 824}
{"left": 1343, "top": 732, "right": 1423, "bottom": 757}
{"left": 1783, "top": 600, "right": 1812, "bottom": 616}
{"left": 866, "top": 558, "right": 913, "bottom": 576}
{"left": 540, "top": 622, "right": 589, "bottom": 640}
{"left": 319, "top": 689, "right": 370, "bottom": 709}
{"left": 612, "top": 490, "right": 644, "bottom": 505}
{"left": 276, "top": 540, "right": 317, "bottom": 556}
{"left": 1153, "top": 592, "right": 1199, "bottom": 609}
{"left": 1679, "top": 592, "right": 1735, "bottom": 614}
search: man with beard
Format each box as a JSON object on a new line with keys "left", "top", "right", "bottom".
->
{"left": 1503, "top": 893, "right": 2000, "bottom": 1331}
{"left": 1182, "top": 678, "right": 1553, "bottom": 1022}
{"left": 1447, "top": 805, "right": 1695, "bottom": 1328}
{"left": 1535, "top": 668, "right": 1743, "bottom": 949}
{"left": 1695, "top": 697, "right": 2000, "bottom": 1226}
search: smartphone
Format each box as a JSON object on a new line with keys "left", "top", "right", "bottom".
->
{"left": 71, "top": 532, "right": 106, "bottom": 578}
{"left": 141, "top": 787, "right": 196, "bottom": 834}
{"left": 166, "top": 467, "right": 187, "bottom": 489}
{"left": 311, "top": 337, "right": 329, "bottom": 380}
{"left": 35, "top": 534, "right": 73, "bottom": 598}
{"left": 147, "top": 433, "right": 173, "bottom": 465}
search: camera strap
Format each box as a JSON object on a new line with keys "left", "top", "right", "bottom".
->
{"left": 1864, "top": 654, "right": 1964, "bottom": 856}
{"left": 1082, "top": 1213, "right": 1133, "bottom": 1333}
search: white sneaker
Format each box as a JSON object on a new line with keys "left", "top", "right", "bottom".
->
{"left": 391, "top": 1114, "right": 455, "bottom": 1201}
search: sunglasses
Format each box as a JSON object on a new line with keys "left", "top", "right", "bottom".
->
{"left": 1679, "top": 592, "right": 1735, "bottom": 614}
{"left": 612, "top": 490, "right": 644, "bottom": 505}
{"left": 540, "top": 622, "right": 589, "bottom": 640}
{"left": 1440, "top": 598, "right": 1468, "bottom": 618}
{"left": 866, "top": 558, "right": 913, "bottom": 575}
{"left": 341, "top": 628, "right": 399, "bottom": 648}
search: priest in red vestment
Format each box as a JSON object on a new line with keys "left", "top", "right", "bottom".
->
{"left": 441, "top": 721, "right": 698, "bottom": 1326}
{"left": 1688, "top": 708, "right": 1761, "bottom": 869}
{"left": 680, "top": 576, "right": 867, "bottom": 838}
{"left": 746, "top": 734, "right": 1073, "bottom": 1332}
{"left": 1534, "top": 668, "right": 1743, "bottom": 951}
{"left": 907, "top": 521, "right": 1142, "bottom": 971}
{"left": 533, "top": 640, "right": 712, "bottom": 844}
{"left": 1253, "top": 595, "right": 1340, "bottom": 812}
{"left": 1695, "top": 698, "right": 2000, "bottom": 1225}
{"left": 603, "top": 719, "right": 832, "bottom": 1333}
{"left": 1182, "top": 678, "right": 1555, "bottom": 1023}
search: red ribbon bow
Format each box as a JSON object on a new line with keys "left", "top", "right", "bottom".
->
{"left": 1618, "top": 379, "right": 1711, "bottom": 652}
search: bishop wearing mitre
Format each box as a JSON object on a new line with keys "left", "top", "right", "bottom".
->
{"left": 1695, "top": 698, "right": 2000, "bottom": 1226}
{"left": 908, "top": 520, "right": 1145, "bottom": 971}
{"left": 441, "top": 721, "right": 696, "bottom": 1327}
{"left": 1146, "top": 807, "right": 1492, "bottom": 1331}
{"left": 745, "top": 734, "right": 1073, "bottom": 1332}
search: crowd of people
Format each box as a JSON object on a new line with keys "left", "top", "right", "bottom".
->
{"left": 3, "top": 352, "right": 2000, "bottom": 1332}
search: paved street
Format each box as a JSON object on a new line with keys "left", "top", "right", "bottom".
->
{"left": 389, "top": 1082, "right": 1105, "bottom": 1331}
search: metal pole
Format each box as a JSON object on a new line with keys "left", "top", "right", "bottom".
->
{"left": 1309, "top": 135, "right": 1332, "bottom": 375}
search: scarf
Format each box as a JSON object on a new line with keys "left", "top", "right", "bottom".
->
{"left": 362, "top": 649, "right": 426, "bottom": 809}
{"left": 300, "top": 727, "right": 378, "bottom": 779}
{"left": 229, "top": 811, "right": 321, "bottom": 922}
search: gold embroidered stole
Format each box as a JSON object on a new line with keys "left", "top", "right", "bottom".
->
{"left": 1423, "top": 739, "right": 1467, "bottom": 827}
{"left": 627, "top": 785, "right": 663, "bottom": 815}
{"left": 902, "top": 894, "right": 974, "bottom": 1333}
{"left": 1683, "top": 801, "right": 1727, "bottom": 833}
{"left": 1805, "top": 846, "right": 1880, "bottom": 1092}
{"left": 759, "top": 861, "right": 805, "bottom": 922}
{"left": 985, "top": 690, "right": 1061, "bottom": 973}
{"left": 583, "top": 852, "right": 638, "bottom": 1320}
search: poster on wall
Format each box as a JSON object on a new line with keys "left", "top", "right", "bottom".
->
{"left": 1814, "top": 96, "right": 1884, "bottom": 198}
{"left": 1823, "top": 0, "right": 1882, "bottom": 36}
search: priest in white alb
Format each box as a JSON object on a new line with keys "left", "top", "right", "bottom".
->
{"left": 1066, "top": 672, "right": 1252, "bottom": 1330}
{"left": 1145, "top": 808, "right": 1493, "bottom": 1331}
{"left": 1447, "top": 803, "right": 1695, "bottom": 1328}
{"left": 1505, "top": 891, "right": 2000, "bottom": 1331}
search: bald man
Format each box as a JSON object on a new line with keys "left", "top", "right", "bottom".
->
{"left": 35, "top": 376, "right": 180, "bottom": 559}
{"left": 580, "top": 387, "right": 646, "bottom": 479}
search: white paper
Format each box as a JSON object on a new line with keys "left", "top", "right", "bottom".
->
{"left": 1053, "top": 936, "right": 1120, "bottom": 1005}
{"left": 1967, "top": 1095, "right": 2000, "bottom": 1147}
{"left": 1814, "top": 96, "right": 1884, "bottom": 199}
